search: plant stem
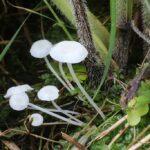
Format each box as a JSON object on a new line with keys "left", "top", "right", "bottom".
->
{"left": 28, "top": 103, "right": 83, "bottom": 126}
{"left": 51, "top": 101, "right": 84, "bottom": 124}
{"left": 59, "top": 62, "right": 74, "bottom": 90}
{"left": 43, "top": 0, "right": 73, "bottom": 40}
{"left": 44, "top": 57, "right": 71, "bottom": 91}
{"left": 67, "top": 63, "right": 105, "bottom": 119}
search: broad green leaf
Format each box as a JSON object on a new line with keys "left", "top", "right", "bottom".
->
{"left": 127, "top": 109, "right": 141, "bottom": 126}
{"left": 137, "top": 81, "right": 150, "bottom": 95}
{"left": 135, "top": 104, "right": 149, "bottom": 116}
{"left": 136, "top": 95, "right": 150, "bottom": 105}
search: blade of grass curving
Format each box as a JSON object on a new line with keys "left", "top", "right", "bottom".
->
{"left": 7, "top": 1, "right": 55, "bottom": 22}
{"left": 43, "top": 0, "right": 73, "bottom": 40}
{"left": 93, "top": 0, "right": 117, "bottom": 100}
{"left": 0, "top": 15, "right": 29, "bottom": 61}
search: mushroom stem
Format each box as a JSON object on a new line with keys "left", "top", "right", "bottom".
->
{"left": 59, "top": 62, "right": 85, "bottom": 102}
{"left": 28, "top": 103, "right": 84, "bottom": 126}
{"left": 28, "top": 107, "right": 79, "bottom": 115}
{"left": 59, "top": 62, "right": 74, "bottom": 89}
{"left": 51, "top": 101, "right": 84, "bottom": 124}
{"left": 44, "top": 57, "right": 71, "bottom": 91}
{"left": 67, "top": 63, "right": 105, "bottom": 119}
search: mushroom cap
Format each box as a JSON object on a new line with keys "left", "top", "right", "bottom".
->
{"left": 30, "top": 39, "right": 52, "bottom": 58}
{"left": 30, "top": 113, "right": 43, "bottom": 127}
{"left": 49, "top": 41, "right": 88, "bottom": 64}
{"left": 4, "top": 84, "right": 33, "bottom": 98}
{"left": 9, "top": 93, "right": 29, "bottom": 111}
{"left": 37, "top": 85, "right": 59, "bottom": 101}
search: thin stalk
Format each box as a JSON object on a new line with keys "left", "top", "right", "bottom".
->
{"left": 43, "top": 0, "right": 73, "bottom": 40}
{"left": 28, "top": 103, "right": 83, "bottom": 126}
{"left": 59, "top": 62, "right": 85, "bottom": 102}
{"left": 59, "top": 62, "right": 74, "bottom": 90}
{"left": 51, "top": 101, "right": 84, "bottom": 124}
{"left": 44, "top": 57, "right": 71, "bottom": 92}
{"left": 67, "top": 63, "right": 105, "bottom": 119}
{"left": 93, "top": 0, "right": 117, "bottom": 100}
{"left": 28, "top": 107, "right": 80, "bottom": 115}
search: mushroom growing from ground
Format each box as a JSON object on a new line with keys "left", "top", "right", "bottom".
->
{"left": 50, "top": 41, "right": 105, "bottom": 119}
{"left": 37, "top": 85, "right": 84, "bottom": 126}
{"left": 30, "top": 113, "right": 44, "bottom": 126}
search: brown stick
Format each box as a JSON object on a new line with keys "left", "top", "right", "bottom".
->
{"left": 95, "top": 115, "right": 128, "bottom": 140}
{"left": 61, "top": 132, "right": 87, "bottom": 150}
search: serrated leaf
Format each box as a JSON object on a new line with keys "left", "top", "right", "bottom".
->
{"left": 127, "top": 109, "right": 141, "bottom": 126}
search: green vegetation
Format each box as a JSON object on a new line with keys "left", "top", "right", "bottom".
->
{"left": 0, "top": 0, "right": 150, "bottom": 149}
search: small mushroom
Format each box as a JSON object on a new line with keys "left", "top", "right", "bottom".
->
{"left": 37, "top": 85, "right": 59, "bottom": 101}
{"left": 30, "top": 113, "right": 44, "bottom": 126}
{"left": 50, "top": 41, "right": 105, "bottom": 119}
{"left": 37, "top": 85, "right": 84, "bottom": 125}
{"left": 30, "top": 39, "right": 52, "bottom": 58}
{"left": 4, "top": 84, "right": 33, "bottom": 98}
{"left": 9, "top": 93, "right": 29, "bottom": 111}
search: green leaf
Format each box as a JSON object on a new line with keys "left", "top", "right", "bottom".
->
{"left": 128, "top": 98, "right": 136, "bottom": 108}
{"left": 136, "top": 95, "right": 150, "bottom": 105}
{"left": 0, "top": 16, "right": 29, "bottom": 61}
{"left": 137, "top": 81, "right": 150, "bottom": 95}
{"left": 135, "top": 104, "right": 149, "bottom": 117}
{"left": 127, "top": 109, "right": 141, "bottom": 126}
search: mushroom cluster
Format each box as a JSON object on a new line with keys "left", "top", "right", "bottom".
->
{"left": 4, "top": 84, "right": 83, "bottom": 126}
{"left": 4, "top": 39, "right": 105, "bottom": 128}
{"left": 29, "top": 39, "right": 105, "bottom": 119}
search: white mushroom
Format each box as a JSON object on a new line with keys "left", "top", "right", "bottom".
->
{"left": 29, "top": 39, "right": 72, "bottom": 93}
{"left": 9, "top": 93, "right": 29, "bottom": 111}
{"left": 37, "top": 85, "right": 59, "bottom": 101}
{"left": 30, "top": 39, "right": 52, "bottom": 58}
{"left": 30, "top": 113, "right": 44, "bottom": 126}
{"left": 4, "top": 84, "right": 33, "bottom": 98}
{"left": 37, "top": 85, "right": 84, "bottom": 125}
{"left": 50, "top": 41, "right": 88, "bottom": 64}
{"left": 50, "top": 41, "right": 105, "bottom": 119}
